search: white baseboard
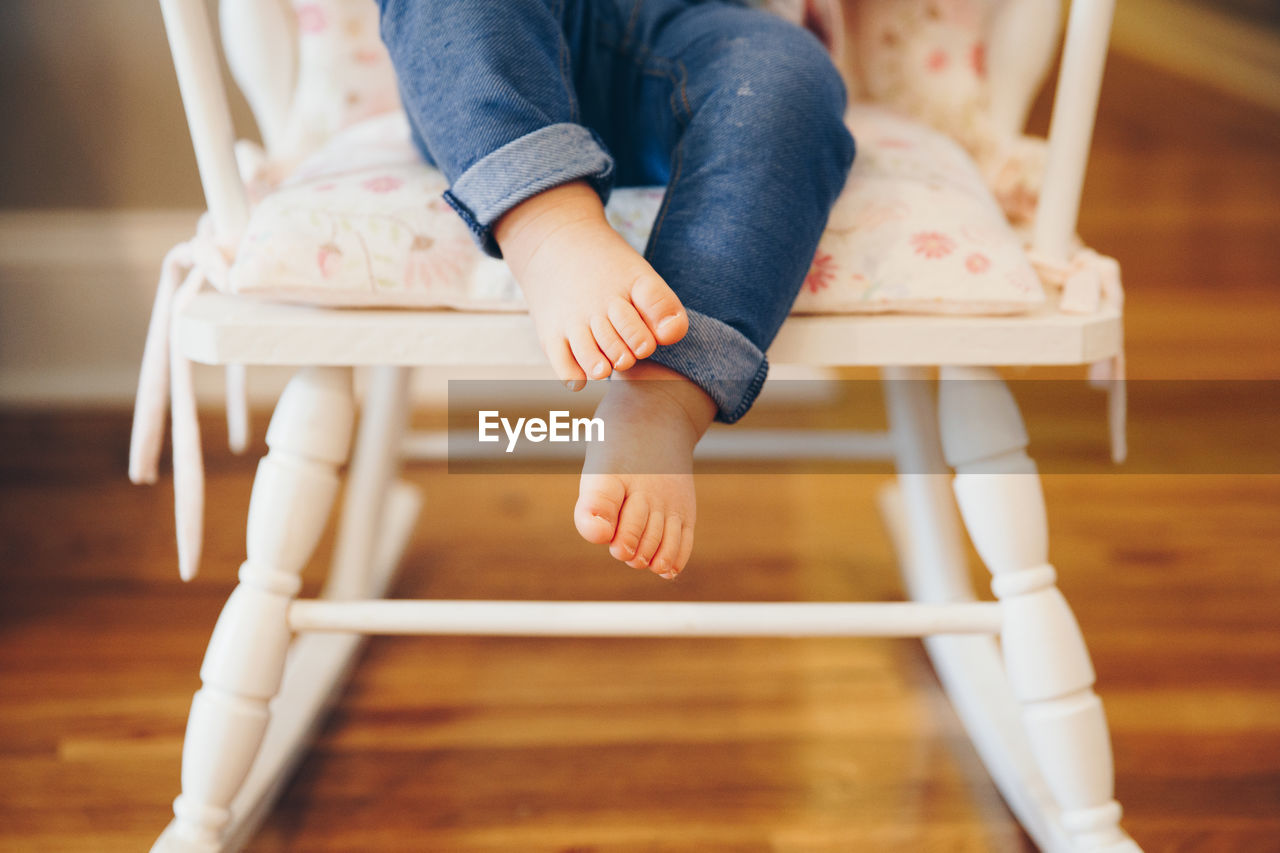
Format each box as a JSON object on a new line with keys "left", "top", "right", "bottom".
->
{"left": 0, "top": 209, "right": 201, "bottom": 406}
{"left": 0, "top": 363, "right": 306, "bottom": 409}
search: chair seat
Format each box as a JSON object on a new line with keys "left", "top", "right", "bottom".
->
{"left": 178, "top": 289, "right": 1120, "bottom": 368}
{"left": 228, "top": 105, "right": 1048, "bottom": 316}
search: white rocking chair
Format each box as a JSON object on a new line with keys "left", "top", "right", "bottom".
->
{"left": 136, "top": 0, "right": 1138, "bottom": 850}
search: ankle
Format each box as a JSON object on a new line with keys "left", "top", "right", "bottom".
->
{"left": 613, "top": 362, "right": 717, "bottom": 436}
{"left": 493, "top": 180, "right": 606, "bottom": 267}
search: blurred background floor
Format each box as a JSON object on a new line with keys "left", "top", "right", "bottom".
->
{"left": 2, "top": 51, "right": 1279, "bottom": 852}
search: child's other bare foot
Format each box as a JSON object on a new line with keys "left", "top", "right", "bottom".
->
{"left": 494, "top": 181, "right": 688, "bottom": 390}
{"left": 574, "top": 362, "right": 716, "bottom": 580}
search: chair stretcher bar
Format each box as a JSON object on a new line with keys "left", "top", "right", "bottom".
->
{"left": 287, "top": 600, "right": 1003, "bottom": 637}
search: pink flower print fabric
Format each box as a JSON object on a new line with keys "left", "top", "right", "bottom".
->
{"left": 910, "top": 231, "right": 957, "bottom": 259}
{"left": 295, "top": 3, "right": 327, "bottom": 34}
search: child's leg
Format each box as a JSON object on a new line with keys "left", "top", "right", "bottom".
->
{"left": 377, "top": 0, "right": 689, "bottom": 388}
{"left": 635, "top": 2, "right": 856, "bottom": 423}
{"left": 574, "top": 2, "right": 855, "bottom": 577}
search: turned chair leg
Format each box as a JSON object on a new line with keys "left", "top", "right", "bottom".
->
{"left": 164, "top": 367, "right": 355, "bottom": 851}
{"left": 937, "top": 366, "right": 1138, "bottom": 852}
{"left": 325, "top": 366, "right": 413, "bottom": 601}
{"left": 880, "top": 366, "right": 972, "bottom": 603}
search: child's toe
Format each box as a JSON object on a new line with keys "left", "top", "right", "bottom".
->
{"left": 576, "top": 471, "right": 624, "bottom": 545}
{"left": 590, "top": 315, "right": 636, "bottom": 371}
{"left": 674, "top": 525, "right": 695, "bottom": 575}
{"left": 574, "top": 474, "right": 626, "bottom": 545}
{"left": 650, "top": 514, "right": 685, "bottom": 580}
{"left": 546, "top": 337, "right": 588, "bottom": 391}
{"left": 609, "top": 495, "right": 648, "bottom": 562}
{"left": 607, "top": 298, "right": 656, "bottom": 359}
{"left": 629, "top": 273, "right": 687, "bottom": 345}
{"left": 568, "top": 327, "right": 612, "bottom": 380}
{"left": 629, "top": 509, "right": 665, "bottom": 568}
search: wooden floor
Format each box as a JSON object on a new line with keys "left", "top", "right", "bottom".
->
{"left": 2, "top": 54, "right": 1280, "bottom": 852}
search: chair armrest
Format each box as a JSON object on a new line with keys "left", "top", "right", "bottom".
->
{"left": 1031, "top": 0, "right": 1116, "bottom": 261}
{"left": 159, "top": 0, "right": 250, "bottom": 243}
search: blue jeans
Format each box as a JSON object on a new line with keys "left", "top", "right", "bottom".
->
{"left": 377, "top": 0, "right": 855, "bottom": 422}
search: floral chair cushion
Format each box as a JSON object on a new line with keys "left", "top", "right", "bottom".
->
{"left": 229, "top": 105, "right": 1044, "bottom": 314}
{"left": 849, "top": 0, "right": 998, "bottom": 162}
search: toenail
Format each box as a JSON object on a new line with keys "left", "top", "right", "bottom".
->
{"left": 592, "top": 361, "right": 609, "bottom": 378}
{"left": 659, "top": 313, "right": 684, "bottom": 332}
{"left": 633, "top": 340, "right": 653, "bottom": 357}
{"left": 565, "top": 378, "right": 584, "bottom": 391}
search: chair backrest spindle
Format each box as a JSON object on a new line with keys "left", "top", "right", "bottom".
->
{"left": 986, "top": 0, "right": 1062, "bottom": 138}
{"left": 219, "top": 0, "right": 298, "bottom": 154}
{"left": 159, "top": 0, "right": 249, "bottom": 241}
{"left": 1032, "top": 0, "right": 1115, "bottom": 260}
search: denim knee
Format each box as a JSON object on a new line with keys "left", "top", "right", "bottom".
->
{"left": 698, "top": 24, "right": 855, "bottom": 177}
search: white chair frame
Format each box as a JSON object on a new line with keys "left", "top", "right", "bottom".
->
{"left": 148, "top": 1, "right": 1138, "bottom": 850}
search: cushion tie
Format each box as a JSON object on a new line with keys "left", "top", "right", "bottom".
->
{"left": 1027, "top": 247, "right": 1127, "bottom": 464}
{"left": 128, "top": 212, "right": 241, "bottom": 582}
{"left": 1028, "top": 246, "right": 1123, "bottom": 315}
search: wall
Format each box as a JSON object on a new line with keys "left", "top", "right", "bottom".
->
{"left": 0, "top": 0, "right": 257, "bottom": 209}
{"left": 0, "top": 1, "right": 269, "bottom": 404}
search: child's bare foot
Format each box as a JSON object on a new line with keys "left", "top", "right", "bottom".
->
{"left": 574, "top": 362, "right": 716, "bottom": 580}
{"left": 494, "top": 181, "right": 689, "bottom": 390}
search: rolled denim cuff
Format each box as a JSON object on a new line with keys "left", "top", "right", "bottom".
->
{"left": 647, "top": 309, "right": 770, "bottom": 424}
{"left": 442, "top": 123, "right": 616, "bottom": 258}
